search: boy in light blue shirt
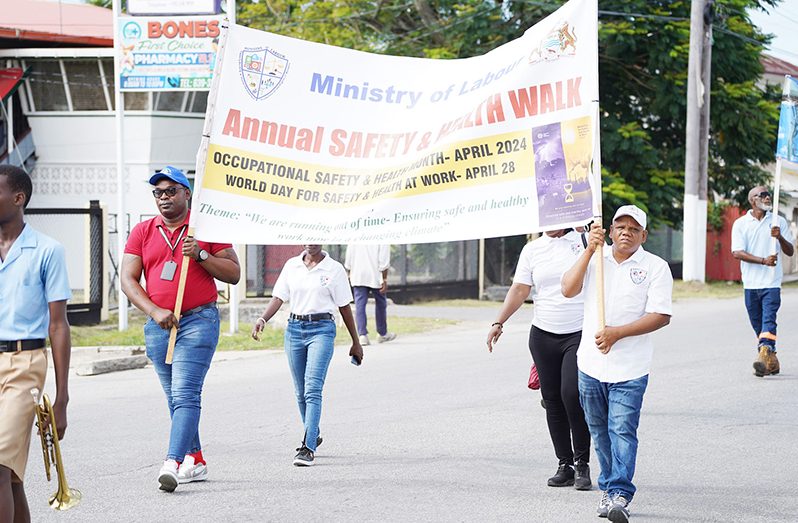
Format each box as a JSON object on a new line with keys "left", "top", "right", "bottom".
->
{"left": 731, "top": 185, "right": 794, "bottom": 377}
{"left": 0, "top": 165, "right": 71, "bottom": 522}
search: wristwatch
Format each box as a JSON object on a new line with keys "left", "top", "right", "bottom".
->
{"left": 197, "top": 249, "right": 210, "bottom": 262}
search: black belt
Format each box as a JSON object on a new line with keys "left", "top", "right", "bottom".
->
{"left": 0, "top": 339, "right": 46, "bottom": 352}
{"left": 181, "top": 302, "right": 216, "bottom": 317}
{"left": 289, "top": 313, "right": 334, "bottom": 322}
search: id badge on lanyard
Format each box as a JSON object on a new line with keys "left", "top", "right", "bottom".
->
{"left": 160, "top": 260, "right": 178, "bottom": 281}
{"left": 158, "top": 225, "right": 187, "bottom": 281}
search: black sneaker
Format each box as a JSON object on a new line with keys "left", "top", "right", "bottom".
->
{"left": 316, "top": 435, "right": 323, "bottom": 448}
{"left": 574, "top": 461, "right": 592, "bottom": 490}
{"left": 293, "top": 446, "right": 314, "bottom": 467}
{"left": 547, "top": 463, "right": 575, "bottom": 487}
{"left": 608, "top": 494, "right": 631, "bottom": 523}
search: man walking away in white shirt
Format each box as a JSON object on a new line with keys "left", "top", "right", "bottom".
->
{"left": 344, "top": 244, "right": 396, "bottom": 346}
{"left": 562, "top": 205, "right": 672, "bottom": 523}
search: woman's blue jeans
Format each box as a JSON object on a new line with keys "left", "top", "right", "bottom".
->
{"left": 284, "top": 318, "right": 336, "bottom": 452}
{"left": 145, "top": 306, "right": 219, "bottom": 461}
{"left": 578, "top": 371, "right": 648, "bottom": 501}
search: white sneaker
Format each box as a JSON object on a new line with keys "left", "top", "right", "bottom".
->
{"left": 158, "top": 459, "right": 179, "bottom": 492}
{"left": 359, "top": 334, "right": 370, "bottom": 345}
{"left": 177, "top": 455, "right": 208, "bottom": 484}
{"left": 377, "top": 332, "right": 396, "bottom": 343}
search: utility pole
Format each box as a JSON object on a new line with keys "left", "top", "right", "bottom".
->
{"left": 683, "top": 0, "right": 713, "bottom": 282}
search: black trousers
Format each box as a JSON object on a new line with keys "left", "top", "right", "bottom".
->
{"left": 529, "top": 325, "right": 591, "bottom": 465}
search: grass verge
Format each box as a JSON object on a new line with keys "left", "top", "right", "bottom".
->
{"left": 672, "top": 280, "right": 742, "bottom": 300}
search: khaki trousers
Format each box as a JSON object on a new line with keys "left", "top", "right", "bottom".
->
{"left": 0, "top": 349, "right": 47, "bottom": 482}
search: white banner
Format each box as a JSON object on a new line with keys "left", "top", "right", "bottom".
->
{"left": 192, "top": 0, "right": 599, "bottom": 244}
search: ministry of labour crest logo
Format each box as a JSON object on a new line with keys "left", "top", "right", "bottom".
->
{"left": 239, "top": 47, "right": 289, "bottom": 101}
{"left": 528, "top": 21, "right": 578, "bottom": 65}
{"left": 319, "top": 275, "right": 331, "bottom": 287}
{"left": 629, "top": 267, "right": 648, "bottom": 285}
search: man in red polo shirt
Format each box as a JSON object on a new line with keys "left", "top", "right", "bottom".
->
{"left": 121, "top": 166, "right": 240, "bottom": 492}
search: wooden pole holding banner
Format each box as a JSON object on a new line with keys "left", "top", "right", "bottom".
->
{"left": 165, "top": 20, "right": 231, "bottom": 364}
{"left": 591, "top": 100, "right": 605, "bottom": 330}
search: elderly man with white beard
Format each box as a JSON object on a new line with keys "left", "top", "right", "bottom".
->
{"left": 731, "top": 185, "right": 795, "bottom": 377}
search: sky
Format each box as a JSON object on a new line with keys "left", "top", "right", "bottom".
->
{"left": 749, "top": 0, "right": 798, "bottom": 64}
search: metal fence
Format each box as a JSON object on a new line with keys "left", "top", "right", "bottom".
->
{"left": 245, "top": 241, "right": 480, "bottom": 303}
{"left": 26, "top": 201, "right": 105, "bottom": 325}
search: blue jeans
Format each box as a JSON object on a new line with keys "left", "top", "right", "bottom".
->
{"left": 145, "top": 305, "right": 219, "bottom": 461}
{"left": 353, "top": 286, "right": 388, "bottom": 336}
{"left": 284, "top": 318, "right": 336, "bottom": 452}
{"left": 744, "top": 288, "right": 781, "bottom": 350}
{"left": 578, "top": 371, "right": 648, "bottom": 500}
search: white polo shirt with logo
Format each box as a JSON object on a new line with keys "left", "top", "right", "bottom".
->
{"left": 513, "top": 231, "right": 586, "bottom": 334}
{"left": 576, "top": 245, "right": 673, "bottom": 383}
{"left": 273, "top": 251, "right": 353, "bottom": 315}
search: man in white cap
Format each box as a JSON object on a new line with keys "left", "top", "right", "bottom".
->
{"left": 562, "top": 205, "right": 673, "bottom": 523}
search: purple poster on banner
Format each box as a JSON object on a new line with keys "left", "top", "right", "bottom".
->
{"left": 533, "top": 117, "right": 593, "bottom": 227}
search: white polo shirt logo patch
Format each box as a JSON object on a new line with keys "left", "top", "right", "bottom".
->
{"left": 319, "top": 275, "right": 331, "bottom": 287}
{"left": 570, "top": 242, "right": 582, "bottom": 256}
{"left": 630, "top": 267, "right": 647, "bottom": 284}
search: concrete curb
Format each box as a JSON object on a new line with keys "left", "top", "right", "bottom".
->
{"left": 70, "top": 346, "right": 148, "bottom": 376}
{"left": 76, "top": 355, "right": 149, "bottom": 376}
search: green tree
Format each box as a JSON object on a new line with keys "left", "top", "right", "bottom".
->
{"left": 596, "top": 0, "right": 780, "bottom": 227}
{"left": 236, "top": 0, "right": 780, "bottom": 228}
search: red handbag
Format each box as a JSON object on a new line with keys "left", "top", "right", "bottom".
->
{"left": 528, "top": 364, "right": 540, "bottom": 390}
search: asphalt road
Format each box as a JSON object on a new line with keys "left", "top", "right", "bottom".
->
{"left": 25, "top": 291, "right": 798, "bottom": 522}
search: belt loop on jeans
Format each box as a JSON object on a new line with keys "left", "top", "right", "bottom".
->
{"left": 16, "top": 340, "right": 22, "bottom": 352}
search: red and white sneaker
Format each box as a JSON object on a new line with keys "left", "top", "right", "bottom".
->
{"left": 177, "top": 453, "right": 208, "bottom": 484}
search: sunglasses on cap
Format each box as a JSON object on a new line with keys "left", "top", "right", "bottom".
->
{"left": 152, "top": 186, "right": 181, "bottom": 198}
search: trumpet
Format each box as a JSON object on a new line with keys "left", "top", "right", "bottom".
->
{"left": 31, "top": 388, "right": 81, "bottom": 511}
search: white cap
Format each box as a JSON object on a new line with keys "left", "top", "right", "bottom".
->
{"left": 613, "top": 204, "right": 647, "bottom": 229}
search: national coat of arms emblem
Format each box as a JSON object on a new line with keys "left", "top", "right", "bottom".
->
{"left": 528, "top": 21, "right": 578, "bottom": 64}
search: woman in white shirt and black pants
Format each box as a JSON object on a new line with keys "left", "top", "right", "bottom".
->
{"left": 252, "top": 245, "right": 364, "bottom": 466}
{"left": 487, "top": 229, "right": 592, "bottom": 490}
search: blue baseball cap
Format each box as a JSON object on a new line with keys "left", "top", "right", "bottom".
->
{"left": 149, "top": 166, "right": 190, "bottom": 189}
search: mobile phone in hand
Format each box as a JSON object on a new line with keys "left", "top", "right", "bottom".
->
{"left": 351, "top": 355, "right": 361, "bottom": 366}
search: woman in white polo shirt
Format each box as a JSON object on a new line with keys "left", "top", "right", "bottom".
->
{"left": 251, "top": 244, "right": 364, "bottom": 467}
{"left": 486, "top": 229, "right": 592, "bottom": 490}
